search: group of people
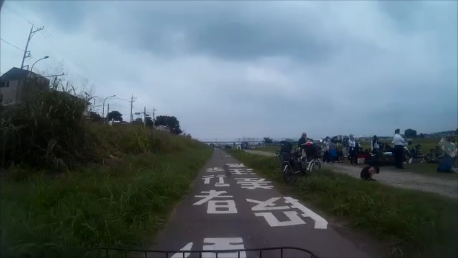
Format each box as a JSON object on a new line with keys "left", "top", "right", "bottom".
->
{"left": 297, "top": 132, "right": 381, "bottom": 181}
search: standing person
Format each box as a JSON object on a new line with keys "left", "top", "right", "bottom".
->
{"left": 348, "top": 134, "right": 357, "bottom": 166}
{"left": 329, "top": 139, "right": 338, "bottom": 163}
{"left": 371, "top": 135, "right": 380, "bottom": 154}
{"left": 297, "top": 132, "right": 307, "bottom": 160}
{"left": 392, "top": 129, "right": 405, "bottom": 169}
{"left": 322, "top": 136, "right": 330, "bottom": 163}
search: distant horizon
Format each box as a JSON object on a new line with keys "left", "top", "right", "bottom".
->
{"left": 196, "top": 129, "right": 456, "bottom": 142}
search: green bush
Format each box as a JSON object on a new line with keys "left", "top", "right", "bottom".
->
{"left": 0, "top": 82, "right": 202, "bottom": 171}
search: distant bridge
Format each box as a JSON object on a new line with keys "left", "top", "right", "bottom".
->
{"left": 198, "top": 138, "right": 296, "bottom": 145}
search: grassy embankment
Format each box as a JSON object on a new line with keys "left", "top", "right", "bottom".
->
{"left": 0, "top": 85, "right": 211, "bottom": 258}
{"left": 228, "top": 149, "right": 458, "bottom": 258}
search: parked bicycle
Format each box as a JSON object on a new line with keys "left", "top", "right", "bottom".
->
{"left": 276, "top": 147, "right": 305, "bottom": 183}
{"left": 85, "top": 246, "right": 319, "bottom": 258}
{"left": 276, "top": 141, "right": 322, "bottom": 184}
{"left": 300, "top": 143, "right": 322, "bottom": 173}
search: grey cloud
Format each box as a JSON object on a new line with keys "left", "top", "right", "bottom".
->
{"left": 12, "top": 1, "right": 458, "bottom": 139}
{"left": 30, "top": 1, "right": 343, "bottom": 63}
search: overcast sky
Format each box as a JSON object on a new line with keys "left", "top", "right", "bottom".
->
{"left": 1, "top": 1, "right": 457, "bottom": 141}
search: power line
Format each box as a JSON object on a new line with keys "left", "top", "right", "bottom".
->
{"left": 4, "top": 4, "right": 36, "bottom": 26}
{"left": 0, "top": 38, "right": 24, "bottom": 52}
{"left": 3, "top": 4, "right": 96, "bottom": 82}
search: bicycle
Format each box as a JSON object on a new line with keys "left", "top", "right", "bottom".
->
{"left": 85, "top": 246, "right": 319, "bottom": 258}
{"left": 299, "top": 143, "right": 322, "bottom": 174}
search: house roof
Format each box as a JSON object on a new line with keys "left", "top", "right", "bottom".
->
{"left": 0, "top": 67, "right": 47, "bottom": 81}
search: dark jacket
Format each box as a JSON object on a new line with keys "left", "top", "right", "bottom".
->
{"left": 297, "top": 137, "right": 307, "bottom": 150}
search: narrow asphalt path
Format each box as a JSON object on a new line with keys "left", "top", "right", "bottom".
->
{"left": 152, "top": 148, "right": 374, "bottom": 258}
{"left": 245, "top": 150, "right": 458, "bottom": 199}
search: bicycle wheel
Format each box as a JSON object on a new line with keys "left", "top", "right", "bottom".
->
{"left": 283, "top": 163, "right": 294, "bottom": 184}
{"left": 314, "top": 160, "right": 322, "bottom": 171}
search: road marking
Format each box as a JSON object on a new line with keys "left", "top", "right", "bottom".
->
{"left": 284, "top": 197, "right": 328, "bottom": 229}
{"left": 206, "top": 167, "right": 225, "bottom": 173}
{"left": 194, "top": 190, "right": 233, "bottom": 205}
{"left": 229, "top": 168, "right": 255, "bottom": 175}
{"left": 171, "top": 242, "right": 193, "bottom": 258}
{"left": 207, "top": 200, "right": 238, "bottom": 214}
{"left": 203, "top": 237, "right": 246, "bottom": 258}
{"left": 226, "top": 163, "right": 246, "bottom": 168}
{"left": 202, "top": 175, "right": 230, "bottom": 187}
{"left": 247, "top": 197, "right": 290, "bottom": 211}
{"left": 255, "top": 211, "right": 306, "bottom": 227}
{"left": 246, "top": 197, "right": 328, "bottom": 229}
{"left": 235, "top": 178, "right": 274, "bottom": 190}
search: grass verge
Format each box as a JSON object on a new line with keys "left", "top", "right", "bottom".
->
{"left": 228, "top": 149, "right": 458, "bottom": 258}
{"left": 1, "top": 144, "right": 211, "bottom": 258}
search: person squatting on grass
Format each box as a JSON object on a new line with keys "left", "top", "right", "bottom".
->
{"left": 360, "top": 165, "right": 380, "bottom": 181}
{"left": 348, "top": 134, "right": 357, "bottom": 165}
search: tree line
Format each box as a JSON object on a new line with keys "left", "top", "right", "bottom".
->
{"left": 101, "top": 110, "right": 185, "bottom": 135}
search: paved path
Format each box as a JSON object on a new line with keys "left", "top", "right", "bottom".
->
{"left": 153, "top": 149, "right": 374, "bottom": 258}
{"left": 245, "top": 150, "right": 458, "bottom": 199}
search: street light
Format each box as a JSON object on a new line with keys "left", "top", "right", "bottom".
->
{"left": 30, "top": 56, "right": 49, "bottom": 71}
{"left": 102, "top": 95, "right": 116, "bottom": 121}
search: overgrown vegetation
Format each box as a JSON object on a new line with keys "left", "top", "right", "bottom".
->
{"left": 229, "top": 150, "right": 458, "bottom": 258}
{"left": 0, "top": 81, "right": 212, "bottom": 258}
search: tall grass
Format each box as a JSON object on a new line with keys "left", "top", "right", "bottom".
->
{"left": 0, "top": 80, "right": 213, "bottom": 257}
{"left": 0, "top": 79, "right": 96, "bottom": 169}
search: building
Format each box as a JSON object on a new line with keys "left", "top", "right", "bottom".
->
{"left": 0, "top": 67, "right": 50, "bottom": 105}
{"left": 0, "top": 67, "right": 91, "bottom": 117}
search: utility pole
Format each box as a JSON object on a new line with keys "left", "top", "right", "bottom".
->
{"left": 21, "top": 25, "right": 44, "bottom": 69}
{"left": 143, "top": 106, "right": 146, "bottom": 127}
{"left": 129, "top": 94, "right": 137, "bottom": 122}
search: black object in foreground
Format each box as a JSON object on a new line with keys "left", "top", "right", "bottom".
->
{"left": 84, "top": 246, "right": 319, "bottom": 258}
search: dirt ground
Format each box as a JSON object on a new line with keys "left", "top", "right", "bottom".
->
{"left": 245, "top": 150, "right": 458, "bottom": 199}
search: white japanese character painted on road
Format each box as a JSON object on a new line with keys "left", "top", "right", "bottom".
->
{"left": 246, "top": 197, "right": 328, "bottom": 229}
{"left": 229, "top": 168, "right": 254, "bottom": 175}
{"left": 206, "top": 167, "right": 225, "bottom": 173}
{"left": 255, "top": 211, "right": 306, "bottom": 227}
{"left": 246, "top": 197, "right": 290, "bottom": 211}
{"left": 194, "top": 190, "right": 238, "bottom": 214}
{"left": 226, "top": 163, "right": 246, "bottom": 168}
{"left": 284, "top": 197, "right": 328, "bottom": 229}
{"left": 202, "top": 175, "right": 230, "bottom": 187}
{"left": 235, "top": 178, "right": 273, "bottom": 190}
{"left": 170, "top": 238, "right": 247, "bottom": 258}
{"left": 171, "top": 242, "right": 193, "bottom": 258}
{"left": 203, "top": 237, "right": 246, "bottom": 258}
